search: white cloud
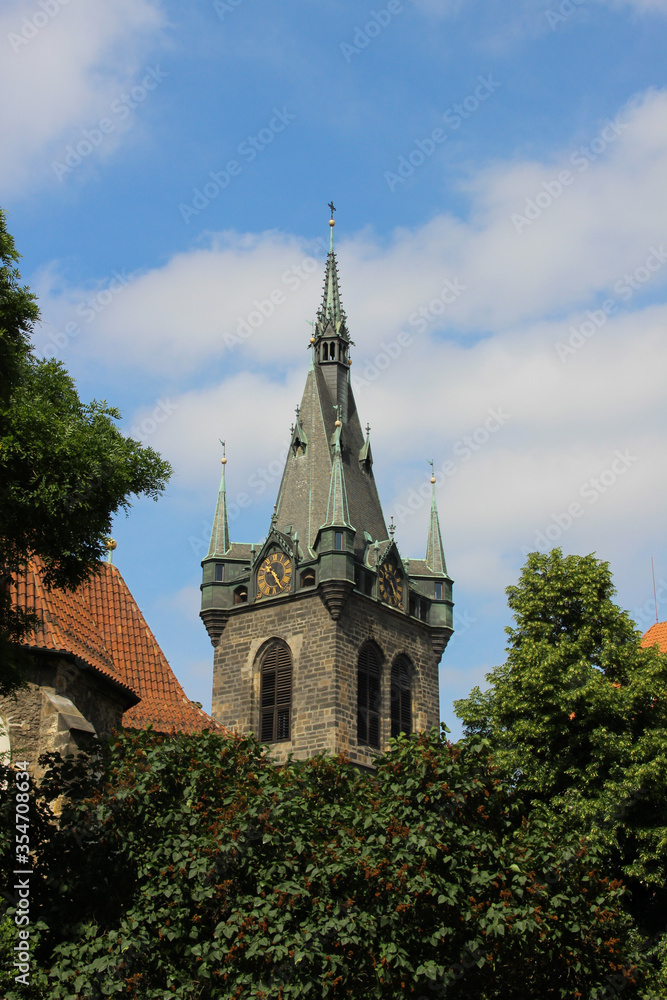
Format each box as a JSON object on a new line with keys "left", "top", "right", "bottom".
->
{"left": 31, "top": 86, "right": 667, "bottom": 615}
{"left": 34, "top": 89, "right": 667, "bottom": 382}
{"left": 0, "top": 0, "right": 166, "bottom": 193}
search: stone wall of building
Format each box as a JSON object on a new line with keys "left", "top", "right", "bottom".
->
{"left": 0, "top": 653, "right": 130, "bottom": 775}
{"left": 212, "top": 587, "right": 441, "bottom": 767}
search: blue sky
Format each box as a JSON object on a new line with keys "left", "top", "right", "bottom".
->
{"left": 3, "top": 0, "right": 667, "bottom": 736}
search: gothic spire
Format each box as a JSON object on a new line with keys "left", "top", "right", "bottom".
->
{"left": 425, "top": 463, "right": 447, "bottom": 575}
{"left": 207, "top": 443, "right": 230, "bottom": 557}
{"left": 315, "top": 204, "right": 349, "bottom": 341}
{"left": 322, "top": 427, "right": 352, "bottom": 528}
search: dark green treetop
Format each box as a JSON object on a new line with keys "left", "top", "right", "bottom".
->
{"left": 0, "top": 208, "right": 171, "bottom": 691}
{"left": 455, "top": 549, "right": 667, "bottom": 931}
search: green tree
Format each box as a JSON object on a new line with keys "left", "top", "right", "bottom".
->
{"left": 455, "top": 549, "right": 667, "bottom": 936}
{"left": 0, "top": 728, "right": 654, "bottom": 999}
{"left": 0, "top": 208, "right": 171, "bottom": 690}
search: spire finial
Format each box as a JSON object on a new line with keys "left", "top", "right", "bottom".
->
{"left": 366, "top": 423, "right": 371, "bottom": 437}
{"left": 389, "top": 516, "right": 395, "bottom": 538}
{"left": 328, "top": 201, "right": 336, "bottom": 251}
{"left": 425, "top": 461, "right": 447, "bottom": 575}
{"left": 207, "top": 441, "right": 231, "bottom": 556}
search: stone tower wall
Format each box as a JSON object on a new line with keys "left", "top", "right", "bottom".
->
{"left": 212, "top": 589, "right": 441, "bottom": 767}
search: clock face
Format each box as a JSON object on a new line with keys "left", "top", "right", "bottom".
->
{"left": 378, "top": 560, "right": 403, "bottom": 608}
{"left": 257, "top": 552, "right": 292, "bottom": 598}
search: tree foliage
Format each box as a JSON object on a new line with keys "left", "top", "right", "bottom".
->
{"left": 0, "top": 208, "right": 171, "bottom": 689}
{"left": 0, "top": 728, "right": 654, "bottom": 999}
{"left": 455, "top": 549, "right": 667, "bottom": 933}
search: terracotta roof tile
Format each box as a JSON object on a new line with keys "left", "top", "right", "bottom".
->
{"left": 641, "top": 621, "right": 667, "bottom": 653}
{"left": 12, "top": 558, "right": 224, "bottom": 736}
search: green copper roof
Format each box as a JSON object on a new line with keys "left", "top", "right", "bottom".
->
{"left": 425, "top": 476, "right": 447, "bottom": 575}
{"left": 322, "top": 430, "right": 353, "bottom": 529}
{"left": 207, "top": 457, "right": 230, "bottom": 557}
{"left": 316, "top": 248, "right": 349, "bottom": 341}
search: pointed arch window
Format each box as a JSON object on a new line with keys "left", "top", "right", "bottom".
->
{"left": 357, "top": 644, "right": 381, "bottom": 748}
{"left": 391, "top": 657, "right": 412, "bottom": 738}
{"left": 260, "top": 641, "right": 292, "bottom": 743}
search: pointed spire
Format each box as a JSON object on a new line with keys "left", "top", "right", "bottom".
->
{"left": 323, "top": 433, "right": 353, "bottom": 528}
{"left": 315, "top": 203, "right": 349, "bottom": 341}
{"left": 425, "top": 461, "right": 447, "bottom": 575}
{"left": 207, "top": 442, "right": 230, "bottom": 557}
{"left": 358, "top": 422, "right": 373, "bottom": 470}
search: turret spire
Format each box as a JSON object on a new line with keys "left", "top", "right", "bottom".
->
{"left": 323, "top": 430, "right": 352, "bottom": 528}
{"left": 207, "top": 441, "right": 230, "bottom": 557}
{"left": 425, "top": 461, "right": 447, "bottom": 575}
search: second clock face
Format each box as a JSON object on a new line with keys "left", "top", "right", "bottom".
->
{"left": 378, "top": 561, "right": 403, "bottom": 608}
{"left": 257, "top": 552, "right": 292, "bottom": 598}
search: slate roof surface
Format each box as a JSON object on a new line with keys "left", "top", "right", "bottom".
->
{"left": 274, "top": 363, "right": 388, "bottom": 558}
{"left": 641, "top": 621, "right": 667, "bottom": 653}
{"left": 12, "top": 558, "right": 224, "bottom": 735}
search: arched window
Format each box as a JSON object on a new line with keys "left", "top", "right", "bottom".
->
{"left": 260, "top": 641, "right": 292, "bottom": 743}
{"left": 300, "top": 568, "right": 316, "bottom": 588}
{"left": 391, "top": 657, "right": 412, "bottom": 738}
{"left": 233, "top": 585, "right": 248, "bottom": 604}
{"left": 357, "top": 644, "right": 381, "bottom": 748}
{"left": 321, "top": 343, "right": 328, "bottom": 361}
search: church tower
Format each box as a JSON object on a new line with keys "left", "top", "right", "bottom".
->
{"left": 201, "top": 209, "right": 454, "bottom": 765}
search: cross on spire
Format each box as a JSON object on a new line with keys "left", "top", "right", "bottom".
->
{"left": 328, "top": 200, "right": 336, "bottom": 219}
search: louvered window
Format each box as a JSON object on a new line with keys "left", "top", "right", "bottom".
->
{"left": 391, "top": 657, "right": 412, "bottom": 738}
{"left": 357, "top": 644, "right": 381, "bottom": 748}
{"left": 260, "top": 642, "right": 292, "bottom": 743}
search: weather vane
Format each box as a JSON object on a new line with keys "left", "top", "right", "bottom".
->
{"left": 328, "top": 200, "right": 336, "bottom": 219}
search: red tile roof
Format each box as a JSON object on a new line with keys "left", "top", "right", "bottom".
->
{"left": 641, "top": 621, "right": 667, "bottom": 654}
{"left": 11, "top": 558, "right": 224, "bottom": 736}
